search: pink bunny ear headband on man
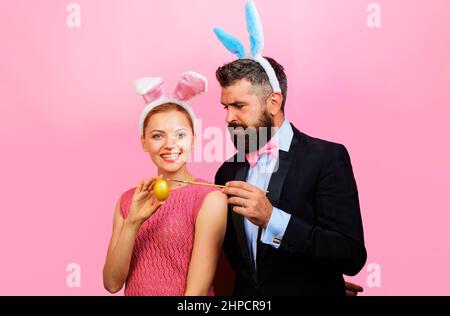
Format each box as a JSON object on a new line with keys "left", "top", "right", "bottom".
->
{"left": 135, "top": 71, "right": 208, "bottom": 135}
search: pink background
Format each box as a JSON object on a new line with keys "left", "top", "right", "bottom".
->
{"left": 1, "top": 0, "right": 449, "bottom": 295}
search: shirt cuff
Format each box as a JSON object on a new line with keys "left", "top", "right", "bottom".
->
{"left": 260, "top": 207, "right": 291, "bottom": 249}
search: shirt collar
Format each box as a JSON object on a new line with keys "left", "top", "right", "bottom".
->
{"left": 271, "top": 119, "right": 293, "bottom": 152}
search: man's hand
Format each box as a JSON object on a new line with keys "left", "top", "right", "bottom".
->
{"left": 223, "top": 181, "right": 272, "bottom": 228}
{"left": 345, "top": 281, "right": 364, "bottom": 296}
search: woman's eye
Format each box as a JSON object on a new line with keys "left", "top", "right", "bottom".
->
{"left": 177, "top": 132, "right": 187, "bottom": 139}
{"left": 151, "top": 134, "right": 162, "bottom": 140}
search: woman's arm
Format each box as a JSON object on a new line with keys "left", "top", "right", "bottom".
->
{"left": 103, "top": 178, "right": 164, "bottom": 293}
{"left": 184, "top": 190, "right": 228, "bottom": 296}
{"left": 102, "top": 199, "right": 140, "bottom": 293}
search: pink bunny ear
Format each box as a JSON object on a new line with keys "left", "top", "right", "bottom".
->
{"left": 135, "top": 77, "right": 164, "bottom": 104}
{"left": 173, "top": 71, "right": 208, "bottom": 101}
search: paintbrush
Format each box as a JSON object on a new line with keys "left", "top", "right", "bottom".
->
{"left": 167, "top": 179, "right": 269, "bottom": 194}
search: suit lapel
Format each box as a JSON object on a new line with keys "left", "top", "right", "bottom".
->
{"left": 230, "top": 160, "right": 253, "bottom": 272}
{"left": 256, "top": 126, "right": 302, "bottom": 269}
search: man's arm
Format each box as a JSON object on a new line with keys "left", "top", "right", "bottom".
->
{"left": 280, "top": 144, "right": 366, "bottom": 275}
{"left": 223, "top": 144, "right": 366, "bottom": 276}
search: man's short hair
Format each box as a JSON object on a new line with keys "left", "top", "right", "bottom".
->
{"left": 215, "top": 57, "right": 288, "bottom": 112}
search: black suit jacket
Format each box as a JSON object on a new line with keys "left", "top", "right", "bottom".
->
{"left": 215, "top": 124, "right": 367, "bottom": 296}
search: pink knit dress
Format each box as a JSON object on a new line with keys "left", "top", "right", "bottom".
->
{"left": 119, "top": 178, "right": 219, "bottom": 296}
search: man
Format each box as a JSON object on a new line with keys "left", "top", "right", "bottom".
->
{"left": 214, "top": 57, "right": 367, "bottom": 296}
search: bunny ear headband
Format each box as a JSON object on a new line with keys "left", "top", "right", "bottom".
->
{"left": 135, "top": 71, "right": 208, "bottom": 135}
{"left": 213, "top": 0, "right": 281, "bottom": 93}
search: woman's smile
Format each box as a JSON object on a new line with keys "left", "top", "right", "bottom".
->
{"left": 160, "top": 150, "right": 182, "bottom": 163}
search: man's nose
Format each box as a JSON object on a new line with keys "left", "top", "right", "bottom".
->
{"left": 226, "top": 108, "right": 237, "bottom": 124}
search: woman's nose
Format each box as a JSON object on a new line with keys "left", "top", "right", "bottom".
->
{"left": 164, "top": 136, "right": 177, "bottom": 148}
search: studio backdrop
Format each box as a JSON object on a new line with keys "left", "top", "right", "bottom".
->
{"left": 0, "top": 0, "right": 449, "bottom": 295}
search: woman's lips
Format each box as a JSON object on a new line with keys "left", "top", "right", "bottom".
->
{"left": 160, "top": 152, "right": 181, "bottom": 163}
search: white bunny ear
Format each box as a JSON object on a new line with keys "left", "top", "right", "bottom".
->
{"left": 135, "top": 77, "right": 164, "bottom": 104}
{"left": 173, "top": 71, "right": 208, "bottom": 102}
{"left": 246, "top": 0, "right": 264, "bottom": 56}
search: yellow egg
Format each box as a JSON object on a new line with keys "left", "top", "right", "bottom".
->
{"left": 153, "top": 179, "right": 170, "bottom": 201}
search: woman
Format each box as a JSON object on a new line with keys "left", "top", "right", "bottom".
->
{"left": 103, "top": 71, "right": 228, "bottom": 296}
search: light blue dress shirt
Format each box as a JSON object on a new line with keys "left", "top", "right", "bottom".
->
{"left": 244, "top": 119, "right": 293, "bottom": 268}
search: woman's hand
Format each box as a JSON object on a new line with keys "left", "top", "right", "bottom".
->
{"left": 127, "top": 176, "right": 165, "bottom": 226}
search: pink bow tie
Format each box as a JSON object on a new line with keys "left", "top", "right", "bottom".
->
{"left": 246, "top": 139, "right": 279, "bottom": 168}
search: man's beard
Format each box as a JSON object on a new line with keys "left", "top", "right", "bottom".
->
{"left": 228, "top": 109, "right": 275, "bottom": 155}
